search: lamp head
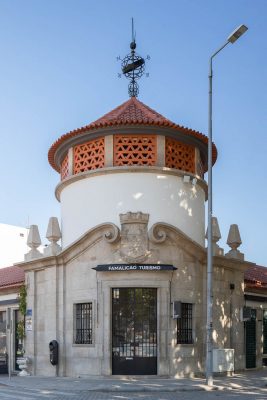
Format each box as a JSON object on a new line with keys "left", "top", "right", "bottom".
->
{"left": 227, "top": 24, "right": 248, "bottom": 44}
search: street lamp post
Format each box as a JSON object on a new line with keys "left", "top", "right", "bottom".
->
{"left": 206, "top": 24, "right": 248, "bottom": 387}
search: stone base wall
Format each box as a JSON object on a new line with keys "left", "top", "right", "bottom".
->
{"left": 22, "top": 216, "right": 249, "bottom": 377}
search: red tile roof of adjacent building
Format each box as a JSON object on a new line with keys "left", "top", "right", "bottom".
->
{"left": 0, "top": 266, "right": 25, "bottom": 289}
{"left": 245, "top": 265, "right": 267, "bottom": 289}
{"left": 48, "top": 97, "right": 218, "bottom": 172}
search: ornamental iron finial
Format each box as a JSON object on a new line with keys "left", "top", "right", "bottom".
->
{"left": 118, "top": 18, "right": 150, "bottom": 97}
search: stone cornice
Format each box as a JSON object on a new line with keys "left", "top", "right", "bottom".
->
{"left": 55, "top": 166, "right": 208, "bottom": 202}
{"left": 15, "top": 220, "right": 254, "bottom": 277}
{"left": 16, "top": 223, "right": 121, "bottom": 271}
{"left": 213, "top": 255, "right": 255, "bottom": 272}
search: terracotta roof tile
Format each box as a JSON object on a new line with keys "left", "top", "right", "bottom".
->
{"left": 48, "top": 97, "right": 217, "bottom": 172}
{"left": 245, "top": 265, "right": 267, "bottom": 288}
{"left": 0, "top": 266, "right": 25, "bottom": 289}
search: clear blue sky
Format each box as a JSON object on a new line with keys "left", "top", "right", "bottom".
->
{"left": 0, "top": 0, "right": 266, "bottom": 266}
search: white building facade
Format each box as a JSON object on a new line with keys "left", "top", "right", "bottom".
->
{"left": 0, "top": 224, "right": 28, "bottom": 268}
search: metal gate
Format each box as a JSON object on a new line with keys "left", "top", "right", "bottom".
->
{"left": 112, "top": 288, "right": 157, "bottom": 375}
{"left": 245, "top": 309, "right": 256, "bottom": 368}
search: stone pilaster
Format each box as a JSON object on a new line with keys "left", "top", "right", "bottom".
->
{"left": 104, "top": 135, "right": 113, "bottom": 167}
{"left": 157, "top": 135, "right": 165, "bottom": 167}
{"left": 68, "top": 147, "right": 73, "bottom": 176}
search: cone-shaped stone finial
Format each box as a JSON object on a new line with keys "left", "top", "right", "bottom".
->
{"left": 44, "top": 217, "right": 62, "bottom": 256}
{"left": 212, "top": 217, "right": 221, "bottom": 242}
{"left": 25, "top": 225, "right": 42, "bottom": 261}
{"left": 27, "top": 225, "right": 41, "bottom": 247}
{"left": 226, "top": 224, "right": 244, "bottom": 260}
{"left": 46, "top": 217, "right": 61, "bottom": 242}
{"left": 205, "top": 217, "right": 224, "bottom": 256}
{"left": 227, "top": 224, "right": 242, "bottom": 248}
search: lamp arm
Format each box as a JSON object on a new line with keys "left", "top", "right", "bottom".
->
{"left": 211, "top": 41, "right": 229, "bottom": 62}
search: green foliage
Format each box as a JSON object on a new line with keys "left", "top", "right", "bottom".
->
{"left": 18, "top": 285, "right": 27, "bottom": 316}
{"left": 17, "top": 285, "right": 27, "bottom": 340}
{"left": 17, "top": 320, "right": 25, "bottom": 340}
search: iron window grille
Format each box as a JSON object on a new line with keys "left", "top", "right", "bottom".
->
{"left": 177, "top": 303, "right": 193, "bottom": 344}
{"left": 75, "top": 303, "right": 93, "bottom": 344}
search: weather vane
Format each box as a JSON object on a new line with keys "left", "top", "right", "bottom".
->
{"left": 117, "top": 18, "right": 150, "bottom": 97}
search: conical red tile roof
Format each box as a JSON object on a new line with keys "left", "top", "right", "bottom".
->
{"left": 91, "top": 97, "right": 172, "bottom": 125}
{"left": 48, "top": 97, "right": 217, "bottom": 171}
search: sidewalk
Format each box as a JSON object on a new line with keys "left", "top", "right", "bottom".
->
{"left": 0, "top": 370, "right": 266, "bottom": 393}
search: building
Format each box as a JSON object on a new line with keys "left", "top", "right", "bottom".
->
{"left": 244, "top": 265, "right": 267, "bottom": 368}
{"left": 0, "top": 224, "right": 28, "bottom": 269}
{"left": 0, "top": 266, "right": 25, "bottom": 373}
{"left": 2, "top": 96, "right": 262, "bottom": 377}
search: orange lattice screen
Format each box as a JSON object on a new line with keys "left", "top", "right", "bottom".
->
{"left": 73, "top": 138, "right": 105, "bottom": 174}
{"left": 61, "top": 154, "right": 69, "bottom": 180}
{"left": 165, "top": 138, "right": 195, "bottom": 173}
{"left": 114, "top": 135, "right": 157, "bottom": 166}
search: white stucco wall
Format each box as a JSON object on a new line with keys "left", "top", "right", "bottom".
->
{"left": 0, "top": 224, "right": 29, "bottom": 268}
{"left": 60, "top": 172, "right": 205, "bottom": 248}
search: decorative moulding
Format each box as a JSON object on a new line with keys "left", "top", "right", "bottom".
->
{"left": 119, "top": 211, "right": 149, "bottom": 225}
{"left": 119, "top": 212, "right": 150, "bottom": 263}
{"left": 148, "top": 224, "right": 167, "bottom": 244}
{"left": 103, "top": 224, "right": 120, "bottom": 244}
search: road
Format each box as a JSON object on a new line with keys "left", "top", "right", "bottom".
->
{"left": 0, "top": 386, "right": 267, "bottom": 400}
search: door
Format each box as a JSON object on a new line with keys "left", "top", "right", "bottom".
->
{"left": 0, "top": 311, "right": 7, "bottom": 374}
{"left": 245, "top": 309, "right": 256, "bottom": 368}
{"left": 112, "top": 288, "right": 157, "bottom": 375}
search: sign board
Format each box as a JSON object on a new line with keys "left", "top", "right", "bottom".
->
{"left": 26, "top": 309, "right": 32, "bottom": 331}
{"left": 93, "top": 264, "right": 177, "bottom": 272}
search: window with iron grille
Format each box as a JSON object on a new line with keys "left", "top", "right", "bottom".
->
{"left": 263, "top": 310, "right": 267, "bottom": 354}
{"left": 74, "top": 303, "right": 93, "bottom": 344}
{"left": 177, "top": 303, "right": 193, "bottom": 344}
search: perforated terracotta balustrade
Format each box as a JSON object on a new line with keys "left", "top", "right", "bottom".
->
{"left": 61, "top": 135, "right": 199, "bottom": 181}
{"left": 165, "top": 138, "right": 195, "bottom": 174}
{"left": 114, "top": 135, "right": 157, "bottom": 166}
{"left": 73, "top": 138, "right": 105, "bottom": 174}
{"left": 61, "top": 154, "right": 69, "bottom": 180}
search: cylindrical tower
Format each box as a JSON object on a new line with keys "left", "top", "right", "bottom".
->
{"left": 48, "top": 97, "right": 217, "bottom": 248}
